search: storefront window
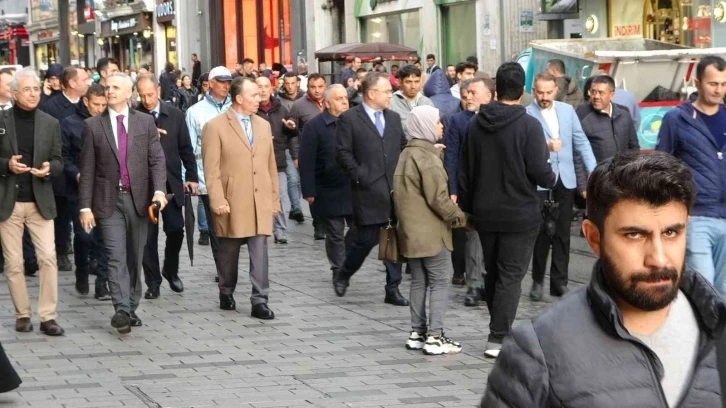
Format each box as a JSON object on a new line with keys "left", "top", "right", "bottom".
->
{"left": 442, "top": 2, "right": 476, "bottom": 66}
{"left": 360, "top": 11, "right": 420, "bottom": 50}
{"left": 165, "top": 25, "right": 177, "bottom": 67}
{"left": 643, "top": 0, "right": 712, "bottom": 47}
{"left": 34, "top": 43, "right": 57, "bottom": 71}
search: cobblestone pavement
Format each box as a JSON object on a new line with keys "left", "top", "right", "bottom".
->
{"left": 0, "top": 204, "right": 597, "bottom": 408}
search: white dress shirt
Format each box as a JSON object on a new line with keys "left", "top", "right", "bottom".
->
{"left": 540, "top": 104, "right": 560, "bottom": 139}
{"left": 451, "top": 83, "right": 461, "bottom": 99}
{"left": 0, "top": 101, "right": 12, "bottom": 110}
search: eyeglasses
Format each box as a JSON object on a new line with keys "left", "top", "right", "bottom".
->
{"left": 370, "top": 89, "right": 393, "bottom": 95}
{"left": 19, "top": 87, "right": 41, "bottom": 94}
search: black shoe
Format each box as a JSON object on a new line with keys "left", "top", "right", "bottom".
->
{"left": 530, "top": 282, "right": 544, "bottom": 301}
{"left": 162, "top": 269, "right": 184, "bottom": 293}
{"left": 251, "top": 303, "right": 275, "bottom": 320}
{"left": 40, "top": 319, "right": 65, "bottom": 336}
{"left": 144, "top": 287, "right": 160, "bottom": 300}
{"left": 15, "top": 317, "right": 33, "bottom": 333}
{"left": 333, "top": 274, "right": 349, "bottom": 297}
{"left": 75, "top": 271, "right": 89, "bottom": 295}
{"left": 451, "top": 274, "right": 466, "bottom": 286}
{"left": 464, "top": 287, "right": 484, "bottom": 307}
{"left": 111, "top": 311, "right": 131, "bottom": 334}
{"left": 289, "top": 209, "right": 305, "bottom": 223}
{"left": 129, "top": 313, "right": 142, "bottom": 327}
{"left": 24, "top": 261, "right": 38, "bottom": 276}
{"left": 214, "top": 275, "right": 219, "bottom": 283}
{"left": 198, "top": 231, "right": 210, "bottom": 246}
{"left": 314, "top": 231, "right": 326, "bottom": 240}
{"left": 384, "top": 288, "right": 410, "bottom": 306}
{"left": 57, "top": 255, "right": 73, "bottom": 272}
{"left": 551, "top": 284, "right": 570, "bottom": 297}
{"left": 219, "top": 294, "right": 236, "bottom": 310}
{"left": 274, "top": 236, "right": 288, "bottom": 244}
{"left": 94, "top": 283, "right": 112, "bottom": 301}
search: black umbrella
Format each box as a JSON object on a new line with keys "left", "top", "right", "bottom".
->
{"left": 184, "top": 188, "right": 195, "bottom": 266}
{"left": 541, "top": 189, "right": 560, "bottom": 239}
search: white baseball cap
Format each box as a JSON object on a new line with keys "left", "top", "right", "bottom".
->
{"left": 209, "top": 66, "right": 233, "bottom": 82}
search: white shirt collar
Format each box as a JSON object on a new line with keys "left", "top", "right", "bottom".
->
{"left": 109, "top": 106, "right": 130, "bottom": 122}
{"left": 63, "top": 92, "right": 79, "bottom": 105}
{"left": 151, "top": 101, "right": 161, "bottom": 115}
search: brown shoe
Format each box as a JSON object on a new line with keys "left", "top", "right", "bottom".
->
{"left": 15, "top": 318, "right": 33, "bottom": 333}
{"left": 40, "top": 319, "right": 65, "bottom": 336}
{"left": 451, "top": 274, "right": 466, "bottom": 286}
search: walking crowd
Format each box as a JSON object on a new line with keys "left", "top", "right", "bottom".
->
{"left": 0, "top": 50, "right": 725, "bottom": 408}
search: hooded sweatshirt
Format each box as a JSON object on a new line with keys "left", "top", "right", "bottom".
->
{"left": 423, "top": 70, "right": 460, "bottom": 118}
{"left": 389, "top": 91, "right": 434, "bottom": 132}
{"left": 554, "top": 76, "right": 583, "bottom": 108}
{"left": 458, "top": 100, "right": 556, "bottom": 232}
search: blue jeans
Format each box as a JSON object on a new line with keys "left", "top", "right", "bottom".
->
{"left": 273, "top": 172, "right": 289, "bottom": 239}
{"left": 285, "top": 150, "right": 301, "bottom": 212}
{"left": 686, "top": 216, "right": 726, "bottom": 296}
{"left": 197, "top": 197, "right": 208, "bottom": 233}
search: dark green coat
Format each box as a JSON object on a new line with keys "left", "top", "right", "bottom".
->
{"left": 0, "top": 108, "right": 63, "bottom": 221}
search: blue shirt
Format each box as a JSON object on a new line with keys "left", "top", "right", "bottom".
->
{"left": 362, "top": 101, "right": 385, "bottom": 129}
{"left": 698, "top": 108, "right": 726, "bottom": 149}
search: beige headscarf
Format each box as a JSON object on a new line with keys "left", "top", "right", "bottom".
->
{"left": 405, "top": 105, "right": 440, "bottom": 143}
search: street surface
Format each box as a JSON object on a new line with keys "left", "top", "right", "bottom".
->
{"left": 0, "top": 203, "right": 596, "bottom": 408}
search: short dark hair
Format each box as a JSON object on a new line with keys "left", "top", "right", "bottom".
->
{"left": 446, "top": 64, "right": 455, "bottom": 70}
{"left": 140, "top": 63, "right": 150, "bottom": 70}
{"left": 467, "top": 77, "right": 495, "bottom": 94}
{"left": 96, "top": 57, "right": 119, "bottom": 73}
{"left": 242, "top": 58, "right": 255, "bottom": 65}
{"left": 0, "top": 68, "right": 14, "bottom": 77}
{"left": 583, "top": 76, "right": 595, "bottom": 101}
{"left": 164, "top": 62, "right": 175, "bottom": 72}
{"left": 61, "top": 66, "right": 82, "bottom": 88}
{"left": 199, "top": 72, "right": 209, "bottom": 83}
{"left": 283, "top": 74, "right": 299, "bottom": 82}
{"left": 355, "top": 68, "right": 368, "bottom": 75}
{"left": 696, "top": 55, "right": 726, "bottom": 80}
{"left": 391, "top": 64, "right": 399, "bottom": 69}
{"left": 547, "top": 59, "right": 566, "bottom": 75}
{"left": 456, "top": 62, "right": 477, "bottom": 75}
{"left": 495, "top": 62, "right": 525, "bottom": 101}
{"left": 591, "top": 74, "right": 616, "bottom": 92}
{"left": 587, "top": 151, "right": 696, "bottom": 232}
{"left": 230, "top": 77, "right": 256, "bottom": 100}
{"left": 361, "top": 72, "right": 389, "bottom": 97}
{"left": 396, "top": 65, "right": 422, "bottom": 81}
{"left": 534, "top": 72, "right": 557, "bottom": 85}
{"left": 84, "top": 83, "right": 106, "bottom": 99}
{"left": 307, "top": 73, "right": 326, "bottom": 84}
{"left": 191, "top": 53, "right": 198, "bottom": 58}
{"left": 466, "top": 56, "right": 478, "bottom": 66}
{"left": 426, "top": 54, "right": 435, "bottom": 60}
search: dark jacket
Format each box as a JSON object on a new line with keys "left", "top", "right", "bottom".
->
{"left": 179, "top": 87, "right": 198, "bottom": 114}
{"left": 443, "top": 110, "right": 474, "bottom": 195}
{"left": 279, "top": 91, "right": 303, "bottom": 113}
{"left": 458, "top": 100, "right": 555, "bottom": 232}
{"left": 335, "top": 104, "right": 407, "bottom": 226}
{"left": 299, "top": 110, "right": 352, "bottom": 219}
{"left": 39, "top": 93, "right": 79, "bottom": 197}
{"left": 256, "top": 96, "right": 299, "bottom": 171}
{"left": 656, "top": 102, "right": 726, "bottom": 219}
{"left": 159, "top": 71, "right": 177, "bottom": 102}
{"left": 60, "top": 102, "right": 91, "bottom": 202}
{"left": 423, "top": 70, "right": 460, "bottom": 118}
{"left": 0, "top": 108, "right": 63, "bottom": 221}
{"left": 0, "top": 341, "right": 21, "bottom": 393}
{"left": 554, "top": 76, "right": 583, "bottom": 108}
{"left": 136, "top": 101, "right": 198, "bottom": 208}
{"left": 574, "top": 102, "right": 639, "bottom": 191}
{"left": 192, "top": 60, "right": 202, "bottom": 88}
{"left": 482, "top": 260, "right": 726, "bottom": 408}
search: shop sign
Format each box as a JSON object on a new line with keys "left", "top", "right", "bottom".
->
{"left": 519, "top": 10, "right": 534, "bottom": 33}
{"left": 84, "top": 7, "right": 94, "bottom": 21}
{"left": 610, "top": 0, "right": 644, "bottom": 38}
{"left": 369, "top": 0, "right": 396, "bottom": 11}
{"left": 112, "top": 18, "right": 137, "bottom": 32}
{"left": 156, "top": 0, "right": 175, "bottom": 23}
{"left": 37, "top": 30, "right": 56, "bottom": 40}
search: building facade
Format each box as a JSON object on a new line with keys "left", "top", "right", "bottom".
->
{"left": 0, "top": 0, "right": 30, "bottom": 66}
{"left": 152, "top": 0, "right": 212, "bottom": 78}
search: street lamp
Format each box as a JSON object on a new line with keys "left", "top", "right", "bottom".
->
{"left": 143, "top": 28, "right": 152, "bottom": 39}
{"left": 97, "top": 38, "right": 104, "bottom": 46}
{"left": 715, "top": 2, "right": 726, "bottom": 23}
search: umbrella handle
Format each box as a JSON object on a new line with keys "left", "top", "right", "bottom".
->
{"left": 148, "top": 201, "right": 161, "bottom": 224}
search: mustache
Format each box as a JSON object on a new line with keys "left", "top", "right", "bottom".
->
{"left": 630, "top": 267, "right": 678, "bottom": 283}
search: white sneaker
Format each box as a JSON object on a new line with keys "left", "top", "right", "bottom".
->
{"left": 405, "top": 331, "right": 426, "bottom": 350}
{"left": 423, "top": 333, "right": 462, "bottom": 355}
{"left": 484, "top": 342, "right": 502, "bottom": 358}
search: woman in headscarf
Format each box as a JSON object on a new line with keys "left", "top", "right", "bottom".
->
{"left": 393, "top": 105, "right": 468, "bottom": 356}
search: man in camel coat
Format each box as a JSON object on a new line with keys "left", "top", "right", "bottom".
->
{"left": 202, "top": 77, "right": 280, "bottom": 320}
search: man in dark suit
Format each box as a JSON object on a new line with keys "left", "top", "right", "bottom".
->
{"left": 333, "top": 72, "right": 409, "bottom": 306}
{"left": 300, "top": 84, "right": 355, "bottom": 277}
{"left": 191, "top": 54, "right": 202, "bottom": 88}
{"left": 79, "top": 72, "right": 167, "bottom": 334}
{"left": 135, "top": 73, "right": 198, "bottom": 299}
{"left": 61, "top": 83, "right": 111, "bottom": 300}
{"left": 0, "top": 68, "right": 65, "bottom": 336}
{"left": 40, "top": 66, "right": 92, "bottom": 273}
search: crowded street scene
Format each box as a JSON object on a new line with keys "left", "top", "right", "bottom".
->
{"left": 1, "top": 0, "right": 726, "bottom": 407}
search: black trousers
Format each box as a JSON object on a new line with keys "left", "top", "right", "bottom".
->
{"left": 199, "top": 195, "right": 221, "bottom": 269}
{"left": 54, "top": 196, "right": 71, "bottom": 257}
{"left": 69, "top": 200, "right": 108, "bottom": 285}
{"left": 142, "top": 202, "right": 185, "bottom": 290}
{"left": 340, "top": 223, "right": 402, "bottom": 291}
{"left": 532, "top": 179, "right": 575, "bottom": 289}
{"left": 478, "top": 226, "right": 539, "bottom": 344}
{"left": 320, "top": 216, "right": 356, "bottom": 274}
{"left": 451, "top": 228, "right": 466, "bottom": 276}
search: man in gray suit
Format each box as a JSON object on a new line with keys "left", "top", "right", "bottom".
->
{"left": 79, "top": 73, "right": 167, "bottom": 334}
{"left": 0, "top": 68, "right": 64, "bottom": 336}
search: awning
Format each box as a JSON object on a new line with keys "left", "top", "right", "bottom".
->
{"left": 314, "top": 43, "right": 419, "bottom": 62}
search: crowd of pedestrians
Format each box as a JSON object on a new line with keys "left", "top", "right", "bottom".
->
{"left": 0, "top": 50, "right": 726, "bottom": 407}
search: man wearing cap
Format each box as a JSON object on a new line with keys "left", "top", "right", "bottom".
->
{"left": 185, "top": 67, "right": 233, "bottom": 280}
{"left": 40, "top": 63, "right": 63, "bottom": 104}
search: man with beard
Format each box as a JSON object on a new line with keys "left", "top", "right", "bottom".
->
{"left": 481, "top": 151, "right": 726, "bottom": 408}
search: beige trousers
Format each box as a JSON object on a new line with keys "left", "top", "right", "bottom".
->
{"left": 0, "top": 202, "right": 58, "bottom": 321}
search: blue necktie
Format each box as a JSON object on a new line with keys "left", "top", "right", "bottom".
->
{"left": 374, "top": 111, "right": 384, "bottom": 137}
{"left": 241, "top": 117, "right": 253, "bottom": 146}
